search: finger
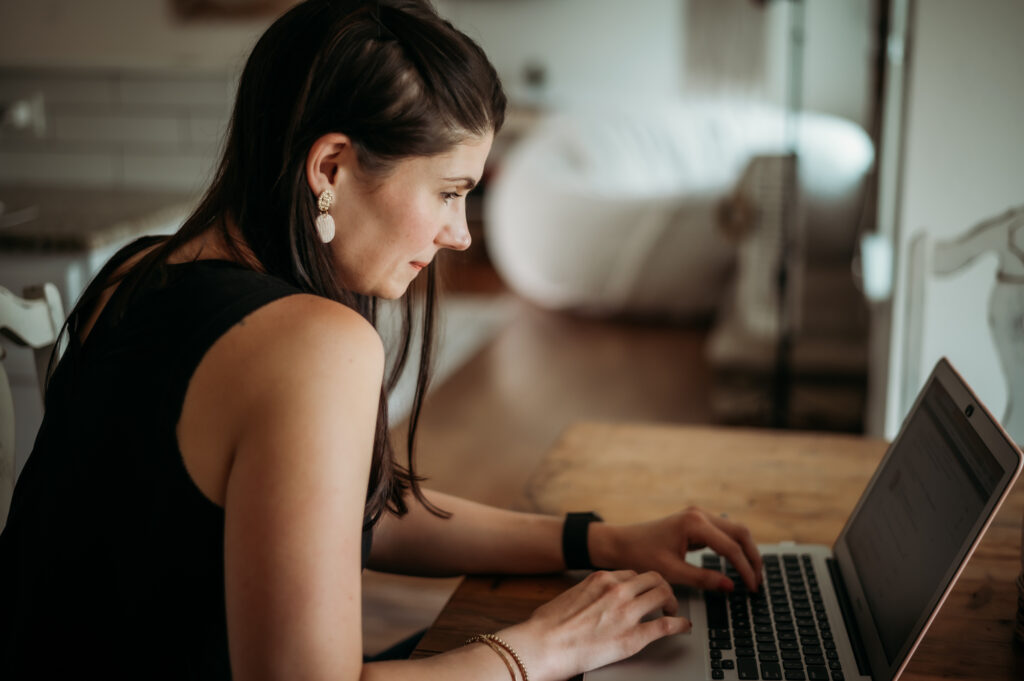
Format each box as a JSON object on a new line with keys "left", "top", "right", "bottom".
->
{"left": 673, "top": 562, "right": 738, "bottom": 592}
{"left": 595, "top": 570, "right": 679, "bottom": 620}
{"left": 557, "top": 570, "right": 639, "bottom": 618}
{"left": 627, "top": 574, "right": 681, "bottom": 618}
{"left": 689, "top": 521, "right": 759, "bottom": 592}
{"left": 579, "top": 569, "right": 639, "bottom": 603}
{"left": 585, "top": 569, "right": 638, "bottom": 588}
{"left": 611, "top": 615, "right": 692, "bottom": 666}
{"left": 709, "top": 516, "right": 763, "bottom": 584}
{"left": 613, "top": 569, "right": 672, "bottom": 600}
{"left": 633, "top": 615, "right": 692, "bottom": 649}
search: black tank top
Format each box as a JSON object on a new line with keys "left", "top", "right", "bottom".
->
{"left": 0, "top": 237, "right": 374, "bottom": 679}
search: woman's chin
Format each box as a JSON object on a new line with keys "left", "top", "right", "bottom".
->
{"left": 373, "top": 281, "right": 411, "bottom": 300}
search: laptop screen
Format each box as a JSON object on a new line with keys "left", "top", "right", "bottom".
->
{"left": 843, "top": 379, "right": 1004, "bottom": 664}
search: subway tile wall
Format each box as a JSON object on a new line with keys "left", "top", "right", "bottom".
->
{"left": 0, "top": 67, "right": 236, "bottom": 193}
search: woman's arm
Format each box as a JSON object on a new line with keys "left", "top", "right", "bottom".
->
{"left": 206, "top": 297, "right": 690, "bottom": 681}
{"left": 367, "top": 491, "right": 562, "bottom": 575}
{"left": 369, "top": 489, "right": 763, "bottom": 591}
{"left": 218, "top": 296, "right": 383, "bottom": 681}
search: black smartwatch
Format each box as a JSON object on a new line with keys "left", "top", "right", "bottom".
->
{"left": 562, "top": 511, "right": 603, "bottom": 570}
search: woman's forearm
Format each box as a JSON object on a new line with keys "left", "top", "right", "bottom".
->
{"left": 366, "top": 489, "right": 570, "bottom": 576}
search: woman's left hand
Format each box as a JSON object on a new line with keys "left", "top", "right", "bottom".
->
{"left": 588, "top": 506, "right": 763, "bottom": 592}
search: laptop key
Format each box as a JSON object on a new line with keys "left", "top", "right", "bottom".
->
{"left": 806, "top": 666, "right": 829, "bottom": 680}
{"left": 711, "top": 670, "right": 725, "bottom": 680}
{"left": 737, "top": 657, "right": 760, "bottom": 680}
{"left": 737, "top": 647, "right": 757, "bottom": 658}
{"left": 784, "top": 673, "right": 806, "bottom": 681}
{"left": 761, "top": 661, "right": 783, "bottom": 679}
{"left": 722, "top": 659, "right": 736, "bottom": 670}
{"left": 759, "top": 652, "right": 780, "bottom": 662}
{"left": 706, "top": 594, "right": 729, "bottom": 629}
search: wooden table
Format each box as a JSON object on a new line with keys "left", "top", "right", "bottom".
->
{"left": 413, "top": 422, "right": 1024, "bottom": 680}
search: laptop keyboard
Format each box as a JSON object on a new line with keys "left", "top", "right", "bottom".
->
{"left": 702, "top": 553, "right": 844, "bottom": 681}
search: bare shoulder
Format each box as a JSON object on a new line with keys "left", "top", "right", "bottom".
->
{"left": 178, "top": 292, "right": 384, "bottom": 505}
{"left": 245, "top": 293, "right": 384, "bottom": 364}
{"left": 207, "top": 292, "right": 385, "bottom": 415}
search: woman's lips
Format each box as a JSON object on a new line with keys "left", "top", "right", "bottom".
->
{"left": 410, "top": 261, "right": 428, "bottom": 271}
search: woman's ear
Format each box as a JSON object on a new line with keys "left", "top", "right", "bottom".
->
{"left": 306, "top": 133, "right": 354, "bottom": 195}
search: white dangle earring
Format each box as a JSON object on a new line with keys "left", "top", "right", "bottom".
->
{"left": 316, "top": 189, "right": 336, "bottom": 244}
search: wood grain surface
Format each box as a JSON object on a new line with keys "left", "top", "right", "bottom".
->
{"left": 414, "top": 422, "right": 1024, "bottom": 681}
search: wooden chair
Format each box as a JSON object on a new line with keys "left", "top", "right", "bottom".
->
{"left": 0, "top": 283, "right": 64, "bottom": 529}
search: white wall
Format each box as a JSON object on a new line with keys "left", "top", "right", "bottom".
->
{"left": 0, "top": 0, "right": 685, "bottom": 101}
{"left": 0, "top": 0, "right": 266, "bottom": 73}
{"left": 801, "top": 0, "right": 873, "bottom": 129}
{"left": 439, "top": 0, "right": 685, "bottom": 109}
{"left": 878, "top": 0, "right": 1024, "bottom": 440}
{"left": 445, "top": 0, "right": 872, "bottom": 127}
{"left": 0, "top": 0, "right": 872, "bottom": 117}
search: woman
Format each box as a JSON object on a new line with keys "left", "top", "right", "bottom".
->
{"left": 0, "top": 1, "right": 762, "bottom": 679}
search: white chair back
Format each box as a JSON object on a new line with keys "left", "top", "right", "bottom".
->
{"left": 0, "top": 283, "right": 64, "bottom": 529}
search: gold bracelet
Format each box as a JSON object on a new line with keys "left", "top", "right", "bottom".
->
{"left": 466, "top": 635, "right": 516, "bottom": 681}
{"left": 466, "top": 634, "right": 529, "bottom": 681}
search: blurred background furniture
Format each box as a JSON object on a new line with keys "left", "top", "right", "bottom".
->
{"left": 485, "top": 100, "right": 875, "bottom": 430}
{"left": 486, "top": 101, "right": 874, "bottom": 320}
{"left": 0, "top": 283, "right": 63, "bottom": 529}
{"left": 0, "top": 186, "right": 190, "bottom": 483}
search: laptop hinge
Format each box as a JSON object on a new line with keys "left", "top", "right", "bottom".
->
{"left": 827, "top": 558, "right": 872, "bottom": 677}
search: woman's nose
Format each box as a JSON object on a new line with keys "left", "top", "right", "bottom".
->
{"left": 436, "top": 218, "right": 472, "bottom": 251}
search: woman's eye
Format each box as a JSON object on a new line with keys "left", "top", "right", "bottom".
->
{"left": 442, "top": 191, "right": 463, "bottom": 204}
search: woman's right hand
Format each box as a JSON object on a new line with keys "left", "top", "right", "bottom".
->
{"left": 494, "top": 569, "right": 690, "bottom": 681}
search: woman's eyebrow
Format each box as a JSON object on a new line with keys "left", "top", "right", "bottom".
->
{"left": 444, "top": 176, "right": 478, "bottom": 191}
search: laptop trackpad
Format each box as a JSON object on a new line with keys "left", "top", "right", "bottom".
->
{"left": 586, "top": 587, "right": 705, "bottom": 680}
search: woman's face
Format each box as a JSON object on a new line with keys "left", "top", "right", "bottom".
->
{"left": 329, "top": 132, "right": 493, "bottom": 299}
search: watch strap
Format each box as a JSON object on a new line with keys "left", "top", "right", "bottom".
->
{"left": 562, "top": 511, "right": 603, "bottom": 570}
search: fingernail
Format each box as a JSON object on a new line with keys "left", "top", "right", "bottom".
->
{"left": 719, "top": 576, "right": 734, "bottom": 592}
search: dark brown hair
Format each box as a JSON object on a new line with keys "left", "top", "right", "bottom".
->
{"left": 59, "top": 0, "right": 506, "bottom": 527}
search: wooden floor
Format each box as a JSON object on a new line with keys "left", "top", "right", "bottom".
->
{"left": 362, "top": 286, "right": 720, "bottom": 655}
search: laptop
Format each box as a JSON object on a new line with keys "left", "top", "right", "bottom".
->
{"left": 587, "top": 357, "right": 1023, "bottom": 681}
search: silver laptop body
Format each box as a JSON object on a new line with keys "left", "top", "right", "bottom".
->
{"left": 587, "top": 358, "right": 1023, "bottom": 681}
